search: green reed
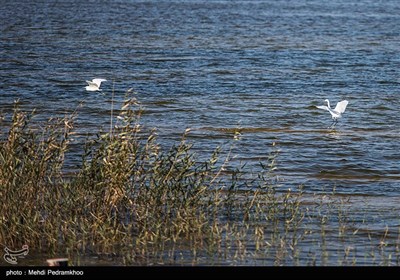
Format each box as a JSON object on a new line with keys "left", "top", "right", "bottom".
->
{"left": 0, "top": 94, "right": 399, "bottom": 266}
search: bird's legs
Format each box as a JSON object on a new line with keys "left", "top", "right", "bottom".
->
{"left": 329, "top": 119, "right": 338, "bottom": 129}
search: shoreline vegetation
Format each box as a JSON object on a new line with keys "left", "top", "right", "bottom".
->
{"left": 0, "top": 93, "right": 399, "bottom": 266}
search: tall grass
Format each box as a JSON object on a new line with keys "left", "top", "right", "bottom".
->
{"left": 0, "top": 94, "right": 399, "bottom": 266}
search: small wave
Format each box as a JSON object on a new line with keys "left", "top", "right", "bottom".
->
{"left": 147, "top": 56, "right": 202, "bottom": 62}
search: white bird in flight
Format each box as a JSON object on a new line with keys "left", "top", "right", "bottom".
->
{"left": 316, "top": 99, "right": 349, "bottom": 128}
{"left": 85, "top": 78, "right": 107, "bottom": 92}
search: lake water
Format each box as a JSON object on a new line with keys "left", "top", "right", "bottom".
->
{"left": 1, "top": 0, "right": 400, "bottom": 265}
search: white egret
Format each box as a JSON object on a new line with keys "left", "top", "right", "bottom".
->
{"left": 85, "top": 78, "right": 107, "bottom": 92}
{"left": 316, "top": 99, "right": 349, "bottom": 128}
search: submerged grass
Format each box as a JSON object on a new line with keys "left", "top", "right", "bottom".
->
{"left": 0, "top": 94, "right": 399, "bottom": 266}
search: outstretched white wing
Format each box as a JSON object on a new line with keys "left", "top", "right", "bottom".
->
{"left": 92, "top": 78, "right": 107, "bottom": 88}
{"left": 86, "top": 80, "right": 97, "bottom": 87}
{"left": 85, "top": 80, "right": 99, "bottom": 91}
{"left": 334, "top": 100, "right": 348, "bottom": 114}
{"left": 316, "top": 105, "right": 329, "bottom": 111}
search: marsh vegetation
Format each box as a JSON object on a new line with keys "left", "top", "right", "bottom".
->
{"left": 1, "top": 94, "right": 399, "bottom": 266}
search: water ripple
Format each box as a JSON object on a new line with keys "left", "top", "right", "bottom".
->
{"left": 0, "top": 0, "right": 399, "bottom": 198}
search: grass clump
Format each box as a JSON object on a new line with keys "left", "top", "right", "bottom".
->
{"left": 1, "top": 94, "right": 399, "bottom": 266}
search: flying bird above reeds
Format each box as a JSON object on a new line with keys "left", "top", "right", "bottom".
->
{"left": 85, "top": 78, "right": 107, "bottom": 92}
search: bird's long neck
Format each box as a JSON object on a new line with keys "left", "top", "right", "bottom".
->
{"left": 326, "top": 100, "right": 331, "bottom": 109}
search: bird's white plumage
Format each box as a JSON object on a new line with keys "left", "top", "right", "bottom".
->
{"left": 316, "top": 99, "right": 349, "bottom": 128}
{"left": 85, "top": 78, "right": 107, "bottom": 91}
{"left": 316, "top": 105, "right": 329, "bottom": 111}
{"left": 334, "top": 100, "right": 348, "bottom": 114}
{"left": 317, "top": 99, "right": 348, "bottom": 119}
